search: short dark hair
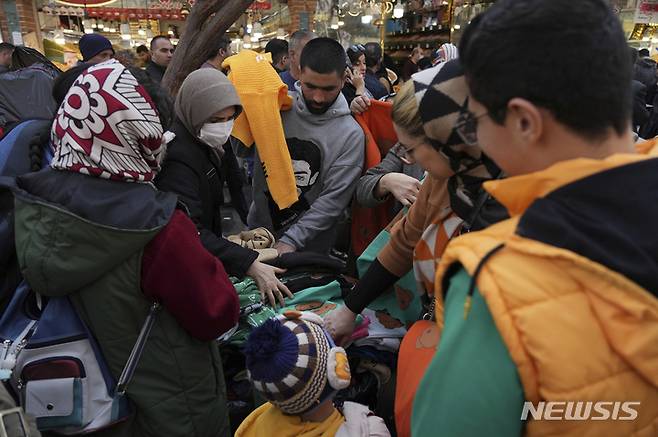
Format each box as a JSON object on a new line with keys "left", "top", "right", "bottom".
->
{"left": 300, "top": 37, "right": 346, "bottom": 76}
{"left": 208, "top": 35, "right": 231, "bottom": 60}
{"left": 150, "top": 35, "right": 170, "bottom": 51}
{"left": 289, "top": 30, "right": 316, "bottom": 53}
{"left": 364, "top": 42, "right": 382, "bottom": 68}
{"left": 0, "top": 42, "right": 15, "bottom": 54}
{"left": 265, "top": 38, "right": 289, "bottom": 65}
{"left": 460, "top": 0, "right": 631, "bottom": 139}
{"left": 639, "top": 48, "right": 650, "bottom": 58}
{"left": 136, "top": 44, "right": 149, "bottom": 54}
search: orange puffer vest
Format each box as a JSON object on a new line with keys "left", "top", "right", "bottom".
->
{"left": 435, "top": 154, "right": 658, "bottom": 437}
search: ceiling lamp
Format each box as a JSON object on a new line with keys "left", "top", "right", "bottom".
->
{"left": 361, "top": 10, "right": 373, "bottom": 25}
{"left": 108, "top": 21, "right": 117, "bottom": 33}
{"left": 180, "top": 1, "right": 191, "bottom": 16}
{"left": 103, "top": 21, "right": 110, "bottom": 32}
{"left": 276, "top": 27, "right": 285, "bottom": 38}
{"left": 393, "top": 0, "right": 404, "bottom": 19}
{"left": 138, "top": 26, "right": 146, "bottom": 36}
{"left": 330, "top": 15, "right": 339, "bottom": 30}
{"left": 167, "top": 25, "right": 174, "bottom": 36}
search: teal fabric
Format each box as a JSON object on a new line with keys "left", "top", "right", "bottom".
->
{"left": 229, "top": 278, "right": 361, "bottom": 346}
{"left": 411, "top": 268, "right": 525, "bottom": 437}
{"left": 357, "top": 229, "right": 422, "bottom": 326}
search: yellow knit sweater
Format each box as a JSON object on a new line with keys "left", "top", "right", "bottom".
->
{"left": 223, "top": 51, "right": 297, "bottom": 209}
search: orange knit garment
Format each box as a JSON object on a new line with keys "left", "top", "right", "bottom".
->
{"left": 351, "top": 100, "right": 399, "bottom": 256}
{"left": 223, "top": 51, "right": 297, "bottom": 209}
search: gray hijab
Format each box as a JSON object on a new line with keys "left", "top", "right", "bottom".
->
{"left": 174, "top": 68, "right": 242, "bottom": 135}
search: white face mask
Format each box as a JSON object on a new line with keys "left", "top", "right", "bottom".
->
{"left": 198, "top": 120, "right": 234, "bottom": 151}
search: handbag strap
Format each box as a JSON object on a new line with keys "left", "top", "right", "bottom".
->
{"left": 115, "top": 302, "right": 161, "bottom": 396}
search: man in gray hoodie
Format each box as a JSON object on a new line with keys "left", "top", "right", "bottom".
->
{"left": 247, "top": 37, "right": 365, "bottom": 254}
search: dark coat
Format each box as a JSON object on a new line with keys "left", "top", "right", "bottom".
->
{"left": 632, "top": 80, "right": 649, "bottom": 131}
{"left": 145, "top": 61, "right": 166, "bottom": 85}
{"left": 156, "top": 119, "right": 258, "bottom": 277}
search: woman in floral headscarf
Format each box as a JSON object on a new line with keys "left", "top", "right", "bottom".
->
{"left": 9, "top": 59, "right": 237, "bottom": 437}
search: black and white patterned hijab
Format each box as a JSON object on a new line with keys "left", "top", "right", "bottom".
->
{"left": 412, "top": 59, "right": 506, "bottom": 230}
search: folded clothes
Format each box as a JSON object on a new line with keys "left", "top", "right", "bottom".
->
{"left": 227, "top": 227, "right": 276, "bottom": 250}
{"left": 266, "top": 251, "right": 347, "bottom": 272}
{"left": 353, "top": 336, "right": 401, "bottom": 353}
{"left": 361, "top": 308, "right": 407, "bottom": 339}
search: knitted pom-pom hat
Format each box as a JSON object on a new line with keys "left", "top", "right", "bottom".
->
{"left": 244, "top": 311, "right": 350, "bottom": 415}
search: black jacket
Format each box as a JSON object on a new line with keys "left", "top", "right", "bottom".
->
{"left": 632, "top": 80, "right": 649, "bottom": 131}
{"left": 145, "top": 61, "right": 166, "bottom": 85}
{"left": 156, "top": 119, "right": 258, "bottom": 277}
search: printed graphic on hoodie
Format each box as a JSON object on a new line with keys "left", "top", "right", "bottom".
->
{"left": 267, "top": 137, "right": 322, "bottom": 230}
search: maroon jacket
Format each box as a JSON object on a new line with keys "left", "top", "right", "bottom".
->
{"left": 142, "top": 210, "right": 239, "bottom": 341}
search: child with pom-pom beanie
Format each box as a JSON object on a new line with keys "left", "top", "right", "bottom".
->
{"left": 236, "top": 311, "right": 390, "bottom": 437}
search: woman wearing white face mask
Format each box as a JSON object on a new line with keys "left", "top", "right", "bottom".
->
{"left": 157, "top": 68, "right": 293, "bottom": 308}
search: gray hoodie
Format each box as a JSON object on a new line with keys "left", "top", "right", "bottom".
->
{"left": 247, "top": 83, "right": 365, "bottom": 252}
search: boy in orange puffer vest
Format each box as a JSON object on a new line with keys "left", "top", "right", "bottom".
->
{"left": 412, "top": 1, "right": 658, "bottom": 436}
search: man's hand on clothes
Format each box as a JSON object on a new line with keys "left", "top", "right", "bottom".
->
{"left": 274, "top": 241, "right": 296, "bottom": 255}
{"left": 246, "top": 260, "right": 293, "bottom": 308}
{"left": 350, "top": 95, "right": 371, "bottom": 115}
{"left": 378, "top": 173, "right": 422, "bottom": 207}
{"left": 324, "top": 305, "right": 358, "bottom": 347}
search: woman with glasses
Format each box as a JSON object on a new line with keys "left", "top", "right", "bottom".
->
{"left": 355, "top": 142, "right": 423, "bottom": 212}
{"left": 326, "top": 59, "right": 505, "bottom": 436}
{"left": 342, "top": 44, "right": 374, "bottom": 105}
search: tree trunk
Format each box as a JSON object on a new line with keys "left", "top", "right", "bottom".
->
{"left": 162, "top": 0, "right": 254, "bottom": 96}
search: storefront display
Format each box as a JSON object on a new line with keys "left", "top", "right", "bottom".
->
{"left": 385, "top": 0, "right": 451, "bottom": 67}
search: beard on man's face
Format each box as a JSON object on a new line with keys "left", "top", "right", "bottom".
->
{"left": 303, "top": 94, "right": 340, "bottom": 115}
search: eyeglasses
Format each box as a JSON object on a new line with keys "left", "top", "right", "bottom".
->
{"left": 391, "top": 142, "right": 416, "bottom": 165}
{"left": 454, "top": 109, "right": 490, "bottom": 146}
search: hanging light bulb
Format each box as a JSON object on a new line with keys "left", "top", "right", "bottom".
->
{"left": 393, "top": 0, "right": 404, "bottom": 19}
{"left": 120, "top": 22, "right": 131, "bottom": 40}
{"left": 276, "top": 27, "right": 285, "bottom": 38}
{"left": 361, "top": 5, "right": 374, "bottom": 24}
{"left": 83, "top": 19, "right": 94, "bottom": 34}
{"left": 167, "top": 25, "right": 174, "bottom": 36}
{"left": 330, "top": 15, "right": 339, "bottom": 30}
{"left": 338, "top": 18, "right": 345, "bottom": 26}
{"left": 138, "top": 26, "right": 146, "bottom": 36}
{"left": 91, "top": 19, "right": 97, "bottom": 29}
{"left": 253, "top": 22, "right": 263, "bottom": 40}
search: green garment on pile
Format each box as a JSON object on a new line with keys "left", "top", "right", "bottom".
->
{"left": 229, "top": 277, "right": 359, "bottom": 346}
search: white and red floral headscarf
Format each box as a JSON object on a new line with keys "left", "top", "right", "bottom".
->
{"left": 51, "top": 59, "right": 165, "bottom": 183}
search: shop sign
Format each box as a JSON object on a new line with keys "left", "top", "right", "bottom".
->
{"left": 635, "top": 0, "right": 658, "bottom": 24}
{"left": 54, "top": 0, "right": 122, "bottom": 6}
